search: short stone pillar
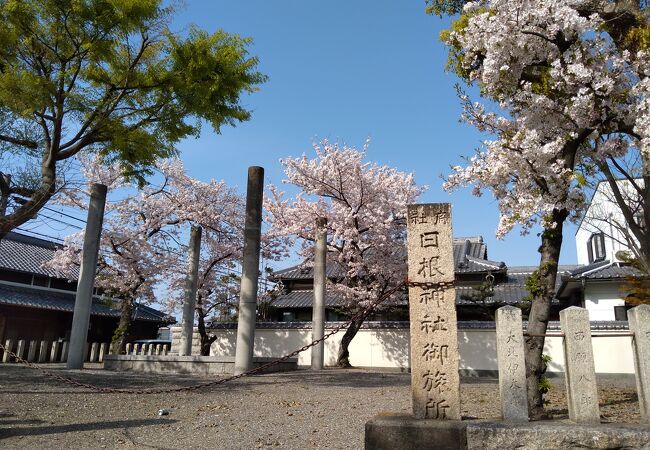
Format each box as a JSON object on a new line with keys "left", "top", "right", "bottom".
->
{"left": 2, "top": 339, "right": 13, "bottom": 362}
{"left": 99, "top": 343, "right": 107, "bottom": 362}
{"left": 90, "top": 343, "right": 99, "bottom": 362}
{"left": 50, "top": 341, "right": 60, "bottom": 362}
{"left": 38, "top": 341, "right": 48, "bottom": 363}
{"left": 27, "top": 340, "right": 37, "bottom": 362}
{"left": 560, "top": 306, "right": 600, "bottom": 424}
{"left": 495, "top": 306, "right": 528, "bottom": 421}
{"left": 148, "top": 344, "right": 154, "bottom": 356}
{"left": 156, "top": 344, "right": 162, "bottom": 355}
{"left": 126, "top": 343, "right": 133, "bottom": 355}
{"left": 16, "top": 340, "right": 26, "bottom": 360}
{"left": 60, "top": 341, "right": 69, "bottom": 362}
{"left": 628, "top": 304, "right": 650, "bottom": 422}
{"left": 406, "top": 203, "right": 460, "bottom": 420}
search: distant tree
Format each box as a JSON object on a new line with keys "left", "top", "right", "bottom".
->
{"left": 266, "top": 140, "right": 426, "bottom": 367}
{"left": 0, "top": 0, "right": 266, "bottom": 238}
{"left": 48, "top": 157, "right": 247, "bottom": 354}
{"left": 432, "top": 0, "right": 648, "bottom": 417}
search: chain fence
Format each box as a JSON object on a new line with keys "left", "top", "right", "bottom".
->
{"left": 0, "top": 282, "right": 416, "bottom": 395}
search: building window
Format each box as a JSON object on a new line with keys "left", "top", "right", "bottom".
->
{"left": 282, "top": 312, "right": 296, "bottom": 322}
{"left": 587, "top": 233, "right": 606, "bottom": 263}
{"left": 614, "top": 305, "right": 628, "bottom": 321}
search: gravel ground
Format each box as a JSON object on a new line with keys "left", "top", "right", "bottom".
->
{"left": 0, "top": 364, "right": 642, "bottom": 449}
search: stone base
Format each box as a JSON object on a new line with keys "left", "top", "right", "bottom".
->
{"left": 365, "top": 415, "right": 467, "bottom": 450}
{"left": 103, "top": 355, "right": 297, "bottom": 375}
{"left": 365, "top": 415, "right": 650, "bottom": 450}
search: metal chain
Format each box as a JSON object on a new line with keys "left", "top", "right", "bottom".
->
{"left": 0, "top": 284, "right": 404, "bottom": 395}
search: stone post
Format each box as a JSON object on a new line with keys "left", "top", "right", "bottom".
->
{"left": 311, "top": 217, "right": 327, "bottom": 370}
{"left": 99, "top": 343, "right": 107, "bottom": 362}
{"left": 16, "top": 340, "right": 26, "bottom": 360}
{"left": 179, "top": 225, "right": 202, "bottom": 356}
{"left": 90, "top": 343, "right": 99, "bottom": 362}
{"left": 234, "top": 166, "right": 264, "bottom": 375}
{"left": 560, "top": 306, "right": 600, "bottom": 424}
{"left": 27, "top": 340, "right": 37, "bottom": 362}
{"left": 38, "top": 341, "right": 48, "bottom": 363}
{"left": 156, "top": 344, "right": 162, "bottom": 356}
{"left": 2, "top": 339, "right": 13, "bottom": 363}
{"left": 496, "top": 306, "right": 528, "bottom": 421}
{"left": 126, "top": 343, "right": 132, "bottom": 355}
{"left": 628, "top": 305, "right": 650, "bottom": 422}
{"left": 406, "top": 203, "right": 460, "bottom": 420}
{"left": 50, "top": 341, "right": 60, "bottom": 363}
{"left": 67, "top": 183, "right": 107, "bottom": 369}
{"left": 61, "top": 341, "right": 68, "bottom": 362}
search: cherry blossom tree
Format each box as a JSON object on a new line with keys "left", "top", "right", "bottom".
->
{"left": 47, "top": 156, "right": 248, "bottom": 354}
{"left": 430, "top": 0, "right": 648, "bottom": 416}
{"left": 266, "top": 140, "right": 426, "bottom": 367}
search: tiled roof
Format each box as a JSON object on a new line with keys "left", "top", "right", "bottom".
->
{"left": 270, "top": 237, "right": 504, "bottom": 281}
{"left": 566, "top": 260, "right": 646, "bottom": 280}
{"left": 0, "top": 232, "right": 78, "bottom": 279}
{"left": 0, "top": 282, "right": 171, "bottom": 323}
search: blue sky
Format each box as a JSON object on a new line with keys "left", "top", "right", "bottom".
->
{"left": 170, "top": 1, "right": 579, "bottom": 267}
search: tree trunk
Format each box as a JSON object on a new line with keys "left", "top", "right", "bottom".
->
{"left": 0, "top": 154, "right": 56, "bottom": 239}
{"left": 336, "top": 316, "right": 365, "bottom": 367}
{"left": 197, "top": 307, "right": 217, "bottom": 356}
{"left": 525, "top": 208, "right": 567, "bottom": 419}
{"left": 111, "top": 298, "right": 134, "bottom": 355}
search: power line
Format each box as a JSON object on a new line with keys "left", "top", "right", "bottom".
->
{"left": 42, "top": 206, "right": 87, "bottom": 224}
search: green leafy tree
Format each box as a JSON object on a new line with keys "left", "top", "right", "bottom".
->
{"left": 0, "top": 0, "right": 266, "bottom": 238}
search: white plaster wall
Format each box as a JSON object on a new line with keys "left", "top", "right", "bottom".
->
{"left": 584, "top": 283, "right": 626, "bottom": 321}
{"left": 170, "top": 326, "right": 635, "bottom": 375}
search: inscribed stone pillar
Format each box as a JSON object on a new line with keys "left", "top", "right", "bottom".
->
{"left": 560, "top": 306, "right": 600, "bottom": 424}
{"left": 628, "top": 305, "right": 650, "bottom": 422}
{"left": 3, "top": 339, "right": 13, "bottom": 363}
{"left": 38, "top": 341, "right": 48, "bottom": 363}
{"left": 27, "top": 340, "right": 37, "bottom": 362}
{"left": 495, "top": 306, "right": 528, "bottom": 421}
{"left": 311, "top": 217, "right": 327, "bottom": 370}
{"left": 406, "top": 203, "right": 460, "bottom": 420}
{"left": 50, "top": 341, "right": 60, "bottom": 362}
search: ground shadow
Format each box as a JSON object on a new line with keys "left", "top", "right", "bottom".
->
{"left": 0, "top": 418, "right": 176, "bottom": 439}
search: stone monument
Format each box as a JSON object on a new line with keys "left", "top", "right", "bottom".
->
{"left": 406, "top": 203, "right": 460, "bottom": 420}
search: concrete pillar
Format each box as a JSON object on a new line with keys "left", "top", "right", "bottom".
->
{"left": 126, "top": 343, "right": 132, "bottom": 355}
{"left": 89, "top": 343, "right": 99, "bottom": 362}
{"left": 50, "top": 341, "right": 60, "bottom": 363}
{"left": 61, "top": 341, "right": 68, "bottom": 362}
{"left": 311, "top": 217, "right": 327, "bottom": 370}
{"left": 27, "top": 340, "right": 37, "bottom": 362}
{"left": 156, "top": 344, "right": 162, "bottom": 355}
{"left": 67, "top": 183, "right": 107, "bottom": 369}
{"left": 495, "top": 306, "right": 528, "bottom": 421}
{"left": 234, "top": 166, "right": 264, "bottom": 375}
{"left": 628, "top": 305, "right": 650, "bottom": 422}
{"left": 38, "top": 341, "right": 48, "bottom": 363}
{"left": 560, "top": 306, "right": 600, "bottom": 424}
{"left": 179, "top": 225, "right": 202, "bottom": 356}
{"left": 2, "top": 339, "right": 13, "bottom": 363}
{"left": 16, "top": 340, "right": 26, "bottom": 360}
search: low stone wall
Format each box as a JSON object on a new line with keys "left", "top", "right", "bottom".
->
{"left": 170, "top": 321, "right": 634, "bottom": 375}
{"left": 103, "top": 355, "right": 298, "bottom": 375}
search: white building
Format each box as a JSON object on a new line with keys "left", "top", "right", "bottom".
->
{"left": 557, "top": 180, "right": 646, "bottom": 321}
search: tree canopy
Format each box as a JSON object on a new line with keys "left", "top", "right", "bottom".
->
{"left": 0, "top": 0, "right": 267, "bottom": 237}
